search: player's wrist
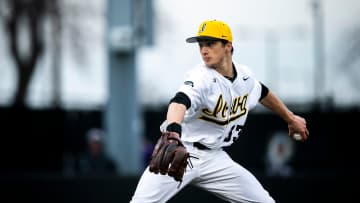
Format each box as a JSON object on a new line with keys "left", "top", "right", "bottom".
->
{"left": 166, "top": 122, "right": 182, "bottom": 136}
{"left": 284, "top": 111, "right": 295, "bottom": 124}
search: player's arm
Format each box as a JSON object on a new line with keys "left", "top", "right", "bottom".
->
{"left": 167, "top": 102, "right": 187, "bottom": 124}
{"left": 165, "top": 92, "right": 191, "bottom": 136}
{"left": 259, "top": 87, "right": 309, "bottom": 141}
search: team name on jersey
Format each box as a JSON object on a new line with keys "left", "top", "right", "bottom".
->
{"left": 199, "top": 94, "right": 248, "bottom": 125}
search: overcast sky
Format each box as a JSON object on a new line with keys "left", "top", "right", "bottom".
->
{"left": 0, "top": 0, "right": 359, "bottom": 109}
{"left": 138, "top": 0, "right": 360, "bottom": 107}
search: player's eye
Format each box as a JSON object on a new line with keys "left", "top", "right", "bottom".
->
{"left": 206, "top": 41, "right": 215, "bottom": 47}
{"left": 199, "top": 41, "right": 216, "bottom": 48}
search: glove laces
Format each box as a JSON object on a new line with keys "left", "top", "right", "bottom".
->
{"left": 176, "top": 155, "right": 198, "bottom": 189}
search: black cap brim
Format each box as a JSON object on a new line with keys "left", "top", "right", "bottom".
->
{"left": 186, "top": 36, "right": 220, "bottom": 43}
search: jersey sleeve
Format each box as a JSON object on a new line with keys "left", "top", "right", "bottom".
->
{"left": 177, "top": 67, "right": 206, "bottom": 112}
{"left": 240, "top": 65, "right": 262, "bottom": 110}
{"left": 247, "top": 78, "right": 262, "bottom": 110}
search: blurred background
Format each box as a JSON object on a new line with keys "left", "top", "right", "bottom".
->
{"left": 0, "top": 0, "right": 359, "bottom": 202}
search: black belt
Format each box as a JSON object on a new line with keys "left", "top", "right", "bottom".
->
{"left": 193, "top": 142, "right": 211, "bottom": 150}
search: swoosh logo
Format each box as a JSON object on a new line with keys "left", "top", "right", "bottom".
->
{"left": 243, "top": 76, "right": 249, "bottom": 81}
{"left": 184, "top": 81, "right": 194, "bottom": 87}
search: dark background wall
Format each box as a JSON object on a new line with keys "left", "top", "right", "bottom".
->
{"left": 0, "top": 106, "right": 358, "bottom": 202}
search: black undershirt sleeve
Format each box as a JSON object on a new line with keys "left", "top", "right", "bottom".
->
{"left": 259, "top": 82, "right": 269, "bottom": 101}
{"left": 169, "top": 92, "right": 191, "bottom": 109}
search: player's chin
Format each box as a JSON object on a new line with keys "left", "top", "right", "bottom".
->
{"left": 202, "top": 57, "right": 211, "bottom": 64}
{"left": 204, "top": 60, "right": 215, "bottom": 68}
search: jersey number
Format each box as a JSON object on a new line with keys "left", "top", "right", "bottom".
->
{"left": 224, "top": 124, "right": 243, "bottom": 142}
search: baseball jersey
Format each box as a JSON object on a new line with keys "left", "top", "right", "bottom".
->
{"left": 174, "top": 62, "right": 263, "bottom": 149}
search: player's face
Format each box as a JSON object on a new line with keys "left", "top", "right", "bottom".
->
{"left": 198, "top": 40, "right": 227, "bottom": 68}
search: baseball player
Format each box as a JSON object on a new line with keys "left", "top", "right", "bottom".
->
{"left": 130, "top": 20, "right": 309, "bottom": 203}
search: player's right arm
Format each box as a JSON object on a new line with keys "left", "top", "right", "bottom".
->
{"left": 164, "top": 65, "right": 205, "bottom": 136}
{"left": 163, "top": 91, "right": 191, "bottom": 137}
{"left": 167, "top": 102, "right": 187, "bottom": 125}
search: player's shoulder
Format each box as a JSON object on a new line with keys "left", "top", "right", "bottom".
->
{"left": 181, "top": 63, "right": 212, "bottom": 90}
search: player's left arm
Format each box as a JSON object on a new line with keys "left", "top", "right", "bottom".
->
{"left": 259, "top": 90, "right": 309, "bottom": 141}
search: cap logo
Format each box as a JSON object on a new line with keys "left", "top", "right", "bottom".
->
{"left": 199, "top": 23, "right": 206, "bottom": 33}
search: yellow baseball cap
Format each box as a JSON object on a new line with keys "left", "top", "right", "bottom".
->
{"left": 186, "top": 20, "right": 233, "bottom": 43}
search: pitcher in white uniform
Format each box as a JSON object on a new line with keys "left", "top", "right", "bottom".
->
{"left": 130, "top": 19, "right": 309, "bottom": 203}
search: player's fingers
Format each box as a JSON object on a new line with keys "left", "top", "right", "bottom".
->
{"left": 301, "top": 129, "right": 309, "bottom": 141}
{"left": 288, "top": 128, "right": 294, "bottom": 136}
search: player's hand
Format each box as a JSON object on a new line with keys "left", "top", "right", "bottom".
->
{"left": 149, "top": 132, "right": 190, "bottom": 182}
{"left": 287, "top": 115, "right": 309, "bottom": 141}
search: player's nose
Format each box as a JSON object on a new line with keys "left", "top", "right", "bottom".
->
{"left": 200, "top": 47, "right": 209, "bottom": 55}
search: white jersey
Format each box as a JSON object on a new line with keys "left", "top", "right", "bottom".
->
{"left": 173, "top": 62, "right": 262, "bottom": 149}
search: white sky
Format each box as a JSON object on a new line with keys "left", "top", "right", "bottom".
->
{"left": 138, "top": 0, "right": 360, "bottom": 107}
{"left": 0, "top": 0, "right": 359, "bottom": 109}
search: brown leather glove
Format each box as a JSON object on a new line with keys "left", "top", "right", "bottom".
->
{"left": 149, "top": 132, "right": 190, "bottom": 182}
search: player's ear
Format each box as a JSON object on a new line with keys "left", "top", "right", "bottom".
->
{"left": 225, "top": 42, "right": 233, "bottom": 53}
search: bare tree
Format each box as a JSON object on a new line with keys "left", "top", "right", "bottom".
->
{"left": 0, "top": 0, "right": 105, "bottom": 108}
{"left": 0, "top": 0, "right": 64, "bottom": 108}
{"left": 3, "top": 0, "right": 47, "bottom": 107}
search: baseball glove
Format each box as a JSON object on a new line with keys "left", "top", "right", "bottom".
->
{"left": 149, "top": 132, "right": 190, "bottom": 182}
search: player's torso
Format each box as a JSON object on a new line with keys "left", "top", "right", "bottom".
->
{"left": 180, "top": 63, "right": 259, "bottom": 148}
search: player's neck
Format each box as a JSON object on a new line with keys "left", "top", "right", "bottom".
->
{"left": 214, "top": 58, "right": 233, "bottom": 78}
